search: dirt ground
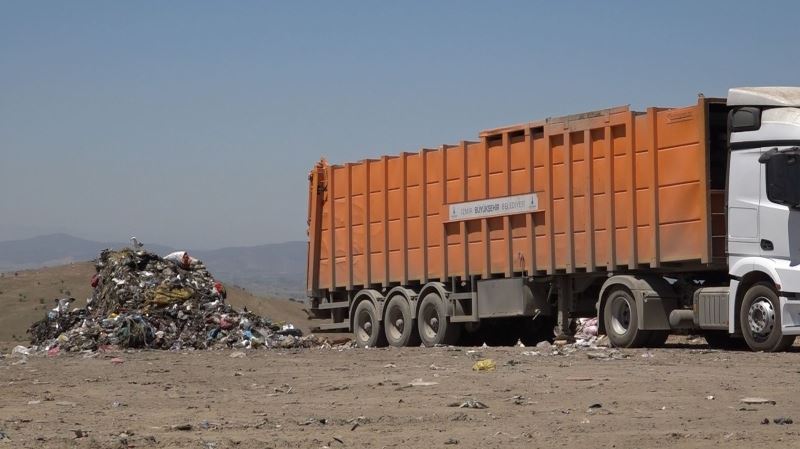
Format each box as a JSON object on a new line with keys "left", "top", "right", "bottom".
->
{"left": 3, "top": 339, "right": 800, "bottom": 449}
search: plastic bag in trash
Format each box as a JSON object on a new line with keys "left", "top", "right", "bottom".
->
{"left": 472, "top": 359, "right": 497, "bottom": 371}
{"left": 11, "top": 345, "right": 30, "bottom": 357}
{"left": 164, "top": 251, "right": 198, "bottom": 269}
{"left": 575, "top": 317, "right": 599, "bottom": 340}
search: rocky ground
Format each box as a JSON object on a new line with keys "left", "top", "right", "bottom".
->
{"left": 2, "top": 338, "right": 800, "bottom": 449}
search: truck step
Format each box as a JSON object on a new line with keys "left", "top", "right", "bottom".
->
{"left": 450, "top": 315, "right": 479, "bottom": 323}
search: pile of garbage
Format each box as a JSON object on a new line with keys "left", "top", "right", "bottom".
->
{"left": 28, "top": 248, "right": 314, "bottom": 352}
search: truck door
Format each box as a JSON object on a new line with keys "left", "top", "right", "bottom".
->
{"left": 728, "top": 147, "right": 761, "bottom": 257}
{"left": 759, "top": 146, "right": 800, "bottom": 263}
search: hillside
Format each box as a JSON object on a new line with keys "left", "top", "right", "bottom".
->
{"left": 0, "top": 262, "right": 311, "bottom": 350}
{"left": 193, "top": 241, "right": 307, "bottom": 299}
{"left": 0, "top": 234, "right": 307, "bottom": 299}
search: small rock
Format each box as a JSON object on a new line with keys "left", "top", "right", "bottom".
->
{"left": 327, "top": 336, "right": 352, "bottom": 345}
{"left": 706, "top": 395, "right": 715, "bottom": 400}
{"left": 774, "top": 417, "right": 793, "bottom": 425}
{"left": 72, "top": 429, "right": 88, "bottom": 439}
{"left": 587, "top": 403, "right": 602, "bottom": 410}
{"left": 171, "top": 424, "right": 193, "bottom": 431}
{"left": 444, "top": 438, "right": 459, "bottom": 445}
{"left": 761, "top": 418, "right": 770, "bottom": 425}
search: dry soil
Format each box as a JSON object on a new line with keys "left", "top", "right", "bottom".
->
{"left": 2, "top": 340, "right": 800, "bottom": 449}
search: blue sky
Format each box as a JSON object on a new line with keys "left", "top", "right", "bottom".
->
{"left": 2, "top": 1, "right": 799, "bottom": 249}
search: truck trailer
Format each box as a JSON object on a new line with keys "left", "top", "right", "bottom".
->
{"left": 305, "top": 86, "right": 800, "bottom": 352}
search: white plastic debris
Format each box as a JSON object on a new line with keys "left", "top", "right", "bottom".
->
{"left": 11, "top": 345, "right": 30, "bottom": 357}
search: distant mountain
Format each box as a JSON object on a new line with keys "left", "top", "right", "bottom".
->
{"left": 0, "top": 233, "right": 174, "bottom": 272}
{"left": 193, "top": 242, "right": 307, "bottom": 299}
{"left": 0, "top": 234, "right": 307, "bottom": 300}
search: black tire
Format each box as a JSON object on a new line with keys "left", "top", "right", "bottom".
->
{"left": 353, "top": 300, "right": 387, "bottom": 348}
{"left": 739, "top": 283, "right": 795, "bottom": 352}
{"left": 602, "top": 287, "right": 652, "bottom": 348}
{"left": 417, "top": 293, "right": 461, "bottom": 347}
{"left": 383, "top": 295, "right": 420, "bottom": 347}
{"left": 703, "top": 330, "right": 746, "bottom": 350}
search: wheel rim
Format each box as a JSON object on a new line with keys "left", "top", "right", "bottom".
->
{"left": 386, "top": 301, "right": 406, "bottom": 342}
{"left": 609, "top": 295, "right": 632, "bottom": 336}
{"left": 748, "top": 296, "right": 775, "bottom": 342}
{"left": 355, "top": 307, "right": 374, "bottom": 344}
{"left": 420, "top": 301, "right": 440, "bottom": 341}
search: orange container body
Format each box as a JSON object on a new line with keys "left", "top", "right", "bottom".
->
{"left": 307, "top": 98, "right": 725, "bottom": 295}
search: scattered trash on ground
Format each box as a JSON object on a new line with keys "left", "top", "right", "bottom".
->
{"left": 24, "top": 248, "right": 328, "bottom": 353}
{"left": 472, "top": 359, "right": 496, "bottom": 371}
{"left": 11, "top": 346, "right": 30, "bottom": 357}
{"left": 515, "top": 334, "right": 627, "bottom": 359}
{"left": 586, "top": 349, "right": 629, "bottom": 360}
{"left": 741, "top": 397, "right": 776, "bottom": 405}
{"left": 409, "top": 378, "right": 439, "bottom": 387}
{"left": 574, "top": 317, "right": 599, "bottom": 340}
{"left": 448, "top": 399, "right": 488, "bottom": 409}
{"left": 773, "top": 417, "right": 793, "bottom": 425}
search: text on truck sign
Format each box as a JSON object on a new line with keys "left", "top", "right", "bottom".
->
{"left": 448, "top": 193, "right": 539, "bottom": 221}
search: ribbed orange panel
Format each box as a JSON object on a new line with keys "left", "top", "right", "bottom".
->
{"left": 309, "top": 100, "right": 713, "bottom": 292}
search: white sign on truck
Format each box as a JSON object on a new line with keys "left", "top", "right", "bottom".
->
{"left": 448, "top": 193, "right": 539, "bottom": 221}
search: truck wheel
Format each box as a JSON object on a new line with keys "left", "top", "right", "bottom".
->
{"left": 703, "top": 330, "right": 746, "bottom": 350}
{"left": 417, "top": 293, "right": 461, "bottom": 347}
{"left": 353, "top": 300, "right": 387, "bottom": 348}
{"left": 384, "top": 296, "right": 420, "bottom": 347}
{"left": 602, "top": 287, "right": 651, "bottom": 348}
{"left": 739, "top": 283, "right": 795, "bottom": 352}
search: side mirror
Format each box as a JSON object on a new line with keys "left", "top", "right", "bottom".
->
{"left": 759, "top": 147, "right": 800, "bottom": 209}
{"left": 729, "top": 107, "right": 761, "bottom": 132}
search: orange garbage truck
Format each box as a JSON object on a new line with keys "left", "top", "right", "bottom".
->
{"left": 306, "top": 87, "right": 800, "bottom": 352}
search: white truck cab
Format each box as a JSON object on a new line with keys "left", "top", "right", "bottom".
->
{"left": 726, "top": 87, "right": 800, "bottom": 350}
